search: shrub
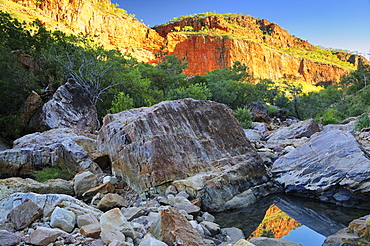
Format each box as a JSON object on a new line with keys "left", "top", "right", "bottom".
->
{"left": 355, "top": 114, "right": 370, "bottom": 131}
{"left": 234, "top": 107, "right": 253, "bottom": 129}
{"left": 317, "top": 108, "right": 346, "bottom": 125}
{"left": 34, "top": 162, "right": 75, "bottom": 182}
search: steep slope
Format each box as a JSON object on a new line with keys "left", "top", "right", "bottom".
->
{"left": 2, "top": 0, "right": 164, "bottom": 61}
{"left": 154, "top": 15, "right": 369, "bottom": 84}
{"left": 2, "top": 0, "right": 368, "bottom": 84}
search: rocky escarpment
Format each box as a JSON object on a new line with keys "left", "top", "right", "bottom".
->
{"left": 154, "top": 15, "right": 368, "bottom": 83}
{"left": 6, "top": 0, "right": 164, "bottom": 61}
{"left": 3, "top": 0, "right": 368, "bottom": 84}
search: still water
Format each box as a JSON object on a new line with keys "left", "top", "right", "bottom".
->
{"left": 213, "top": 194, "right": 369, "bottom": 246}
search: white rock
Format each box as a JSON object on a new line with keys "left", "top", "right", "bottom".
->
{"left": 50, "top": 207, "right": 76, "bottom": 233}
{"left": 103, "top": 176, "right": 118, "bottom": 184}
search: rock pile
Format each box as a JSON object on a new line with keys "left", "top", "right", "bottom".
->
{"left": 0, "top": 173, "right": 299, "bottom": 246}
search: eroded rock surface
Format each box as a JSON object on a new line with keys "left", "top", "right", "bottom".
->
{"left": 272, "top": 129, "right": 370, "bottom": 208}
{"left": 0, "top": 128, "right": 102, "bottom": 178}
{"left": 98, "top": 99, "right": 274, "bottom": 212}
{"left": 30, "top": 79, "right": 99, "bottom": 132}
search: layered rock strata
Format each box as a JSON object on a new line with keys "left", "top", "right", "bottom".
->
{"left": 98, "top": 98, "right": 275, "bottom": 212}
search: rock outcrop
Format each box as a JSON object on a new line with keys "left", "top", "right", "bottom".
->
{"left": 7, "top": 0, "right": 164, "bottom": 62}
{"left": 153, "top": 15, "right": 368, "bottom": 82}
{"left": 29, "top": 79, "right": 99, "bottom": 132}
{"left": 98, "top": 98, "right": 275, "bottom": 212}
{"left": 272, "top": 129, "right": 370, "bottom": 208}
{"left": 0, "top": 128, "right": 102, "bottom": 178}
{"left": 3, "top": 0, "right": 368, "bottom": 84}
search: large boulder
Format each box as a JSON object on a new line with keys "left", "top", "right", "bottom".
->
{"left": 98, "top": 99, "right": 274, "bottom": 212}
{"left": 267, "top": 119, "right": 320, "bottom": 142}
{"left": 29, "top": 79, "right": 99, "bottom": 132}
{"left": 272, "top": 130, "right": 370, "bottom": 208}
{"left": 0, "top": 128, "right": 102, "bottom": 178}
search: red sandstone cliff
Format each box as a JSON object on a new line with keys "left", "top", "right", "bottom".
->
{"left": 6, "top": 0, "right": 164, "bottom": 61}
{"left": 154, "top": 15, "right": 368, "bottom": 84}
{"left": 3, "top": 0, "right": 369, "bottom": 84}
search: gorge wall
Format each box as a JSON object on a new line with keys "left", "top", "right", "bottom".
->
{"left": 5, "top": 0, "right": 369, "bottom": 84}
{"left": 7, "top": 0, "right": 164, "bottom": 61}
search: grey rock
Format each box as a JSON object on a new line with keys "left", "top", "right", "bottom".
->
{"left": 322, "top": 123, "right": 355, "bottom": 133}
{"left": 219, "top": 227, "right": 245, "bottom": 246}
{"left": 98, "top": 99, "right": 271, "bottom": 212}
{"left": 0, "top": 178, "right": 73, "bottom": 201}
{"left": 29, "top": 78, "right": 99, "bottom": 132}
{"left": 0, "top": 193, "right": 102, "bottom": 225}
{"left": 251, "top": 122, "right": 267, "bottom": 134}
{"left": 201, "top": 212, "right": 215, "bottom": 223}
{"left": 249, "top": 237, "right": 302, "bottom": 246}
{"left": 50, "top": 206, "right": 76, "bottom": 232}
{"left": 7, "top": 199, "right": 42, "bottom": 230}
{"left": 122, "top": 207, "right": 145, "bottom": 221}
{"left": 74, "top": 171, "right": 98, "bottom": 198}
{"left": 139, "top": 233, "right": 168, "bottom": 246}
{"left": 244, "top": 129, "right": 262, "bottom": 141}
{"left": 0, "top": 128, "right": 102, "bottom": 177}
{"left": 164, "top": 195, "right": 200, "bottom": 214}
{"left": 164, "top": 185, "right": 178, "bottom": 197}
{"left": 0, "top": 230, "right": 20, "bottom": 246}
{"left": 77, "top": 213, "right": 99, "bottom": 228}
{"left": 132, "top": 212, "right": 160, "bottom": 230}
{"left": 272, "top": 129, "right": 370, "bottom": 208}
{"left": 100, "top": 226, "right": 126, "bottom": 245}
{"left": 267, "top": 118, "right": 320, "bottom": 141}
{"left": 200, "top": 221, "right": 220, "bottom": 237}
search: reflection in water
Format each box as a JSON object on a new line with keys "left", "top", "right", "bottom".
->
{"left": 214, "top": 194, "right": 370, "bottom": 242}
{"left": 248, "top": 204, "right": 302, "bottom": 239}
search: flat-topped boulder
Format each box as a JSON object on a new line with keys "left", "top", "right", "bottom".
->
{"left": 98, "top": 99, "right": 274, "bottom": 212}
{"left": 272, "top": 129, "right": 370, "bottom": 208}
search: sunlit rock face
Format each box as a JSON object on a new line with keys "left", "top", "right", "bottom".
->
{"left": 98, "top": 98, "right": 275, "bottom": 212}
{"left": 10, "top": 0, "right": 164, "bottom": 61}
{"left": 6, "top": 1, "right": 368, "bottom": 84}
{"left": 153, "top": 15, "right": 368, "bottom": 82}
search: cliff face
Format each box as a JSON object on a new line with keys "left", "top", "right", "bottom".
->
{"left": 4, "top": 0, "right": 369, "bottom": 84}
{"left": 8, "top": 0, "right": 164, "bottom": 61}
{"left": 154, "top": 15, "right": 367, "bottom": 84}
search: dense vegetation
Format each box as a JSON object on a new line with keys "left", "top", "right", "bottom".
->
{"left": 0, "top": 10, "right": 370, "bottom": 144}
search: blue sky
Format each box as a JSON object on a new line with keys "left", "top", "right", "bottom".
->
{"left": 116, "top": 0, "right": 370, "bottom": 59}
